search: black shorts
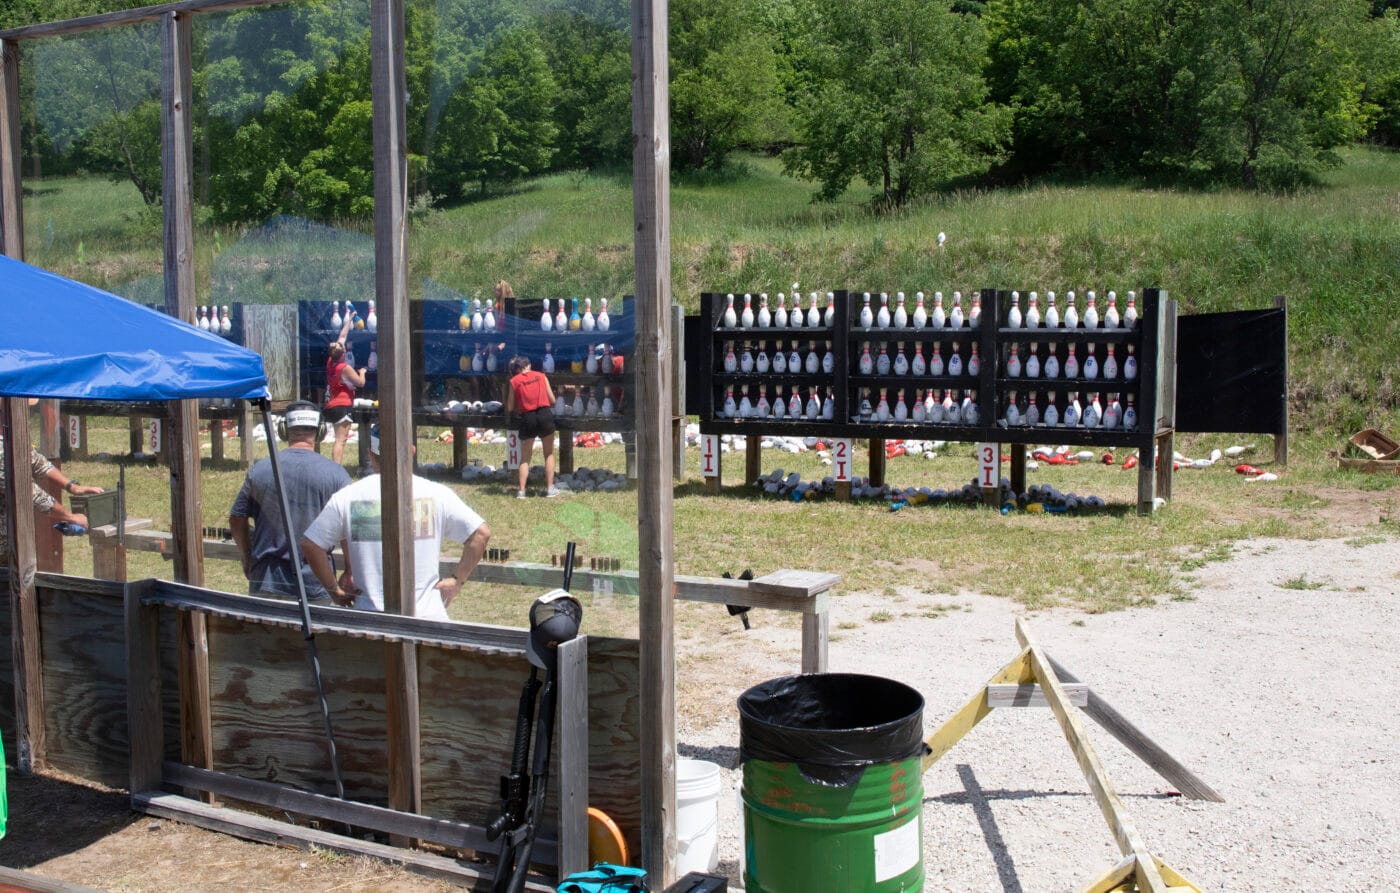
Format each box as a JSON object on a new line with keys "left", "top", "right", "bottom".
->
{"left": 322, "top": 404, "right": 352, "bottom": 427}
{"left": 517, "top": 406, "right": 556, "bottom": 441}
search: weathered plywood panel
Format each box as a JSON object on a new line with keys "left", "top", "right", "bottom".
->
{"left": 243, "top": 305, "right": 299, "bottom": 402}
{"left": 206, "top": 617, "right": 388, "bottom": 803}
{"left": 586, "top": 637, "right": 642, "bottom": 858}
{"left": 37, "top": 586, "right": 129, "bottom": 785}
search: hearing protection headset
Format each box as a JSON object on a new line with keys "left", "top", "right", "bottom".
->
{"left": 277, "top": 400, "right": 328, "bottom": 442}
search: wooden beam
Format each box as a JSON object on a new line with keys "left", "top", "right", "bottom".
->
{"left": 632, "top": 0, "right": 677, "bottom": 879}
{"left": 1015, "top": 618, "right": 1171, "bottom": 893}
{"left": 125, "top": 580, "right": 164, "bottom": 795}
{"left": 0, "top": 39, "right": 22, "bottom": 253}
{"left": 1047, "top": 655, "right": 1222, "bottom": 802}
{"left": 161, "top": 9, "right": 212, "bottom": 794}
{"left": 743, "top": 434, "right": 761, "bottom": 485}
{"left": 0, "top": 866, "right": 104, "bottom": 893}
{"left": 3, "top": 400, "right": 45, "bottom": 772}
{"left": 556, "top": 636, "right": 590, "bottom": 876}
{"left": 921, "top": 648, "right": 1033, "bottom": 774}
{"left": 0, "top": 0, "right": 290, "bottom": 42}
{"left": 133, "top": 792, "right": 557, "bottom": 891}
{"left": 867, "top": 438, "right": 885, "bottom": 486}
{"left": 370, "top": 0, "right": 420, "bottom": 833}
{"left": 986, "top": 682, "right": 1090, "bottom": 708}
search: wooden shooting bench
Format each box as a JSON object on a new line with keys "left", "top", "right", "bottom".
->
{"left": 94, "top": 525, "right": 836, "bottom": 675}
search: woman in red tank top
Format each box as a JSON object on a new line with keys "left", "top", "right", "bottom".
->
{"left": 507, "top": 355, "right": 559, "bottom": 499}
{"left": 323, "top": 321, "right": 367, "bottom": 464}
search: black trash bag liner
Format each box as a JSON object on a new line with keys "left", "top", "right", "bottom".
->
{"left": 738, "top": 673, "right": 926, "bottom": 787}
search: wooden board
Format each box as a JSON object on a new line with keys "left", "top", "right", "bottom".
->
{"left": 205, "top": 615, "right": 390, "bottom": 803}
{"left": 586, "top": 637, "right": 644, "bottom": 860}
{"left": 1338, "top": 457, "right": 1400, "bottom": 475}
{"left": 243, "top": 305, "right": 299, "bottom": 402}
{"left": 749, "top": 569, "right": 840, "bottom": 598}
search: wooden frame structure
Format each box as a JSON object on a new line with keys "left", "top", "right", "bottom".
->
{"left": 922, "top": 619, "right": 1210, "bottom": 892}
{"left": 0, "top": 0, "right": 680, "bottom": 882}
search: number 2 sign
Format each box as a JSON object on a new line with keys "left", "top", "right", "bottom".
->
{"left": 977, "top": 442, "right": 1000, "bottom": 488}
{"left": 832, "top": 438, "right": 853, "bottom": 482}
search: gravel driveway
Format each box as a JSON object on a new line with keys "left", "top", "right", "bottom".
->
{"left": 681, "top": 536, "right": 1399, "bottom": 891}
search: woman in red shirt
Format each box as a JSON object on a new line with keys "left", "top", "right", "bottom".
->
{"left": 507, "top": 355, "right": 559, "bottom": 499}
{"left": 323, "top": 329, "right": 366, "bottom": 465}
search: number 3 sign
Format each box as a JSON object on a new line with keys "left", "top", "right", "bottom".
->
{"left": 977, "top": 442, "right": 1000, "bottom": 488}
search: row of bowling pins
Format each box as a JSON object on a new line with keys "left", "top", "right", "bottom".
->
{"left": 722, "top": 287, "right": 834, "bottom": 329}
{"left": 540, "top": 297, "right": 615, "bottom": 333}
{"left": 458, "top": 299, "right": 500, "bottom": 332}
{"left": 1005, "top": 290, "right": 1137, "bottom": 330}
{"left": 857, "top": 341, "right": 978, "bottom": 377}
{"left": 1003, "top": 390, "right": 1138, "bottom": 430}
{"left": 719, "top": 384, "right": 836, "bottom": 421}
{"left": 329, "top": 300, "right": 376, "bottom": 332}
{"left": 541, "top": 342, "right": 624, "bottom": 375}
{"left": 723, "top": 340, "right": 835, "bottom": 375}
{"left": 197, "top": 305, "right": 234, "bottom": 335}
{"left": 555, "top": 385, "right": 621, "bottom": 418}
{"left": 856, "top": 291, "right": 981, "bottom": 331}
{"left": 858, "top": 388, "right": 980, "bottom": 426}
{"left": 1005, "top": 342, "right": 1138, "bottom": 381}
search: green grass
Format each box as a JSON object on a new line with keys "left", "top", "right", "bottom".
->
{"left": 1277, "top": 574, "right": 1327, "bottom": 591}
{"left": 23, "top": 147, "right": 1400, "bottom": 616}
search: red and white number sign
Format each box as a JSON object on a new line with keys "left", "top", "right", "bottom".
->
{"left": 977, "top": 442, "right": 999, "bottom": 488}
{"left": 505, "top": 431, "right": 521, "bottom": 469}
{"left": 700, "top": 434, "right": 720, "bottom": 478}
{"left": 832, "top": 438, "right": 853, "bottom": 482}
{"left": 67, "top": 415, "right": 81, "bottom": 450}
{"left": 148, "top": 419, "right": 162, "bottom": 454}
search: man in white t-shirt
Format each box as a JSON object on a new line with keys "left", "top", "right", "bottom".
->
{"left": 300, "top": 426, "right": 490, "bottom": 621}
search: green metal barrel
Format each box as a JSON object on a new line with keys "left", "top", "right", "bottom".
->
{"left": 738, "top": 674, "right": 926, "bottom": 893}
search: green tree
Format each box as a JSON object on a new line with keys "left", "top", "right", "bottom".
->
{"left": 535, "top": 11, "right": 632, "bottom": 170}
{"left": 783, "top": 0, "right": 1009, "bottom": 208}
{"left": 428, "top": 27, "right": 558, "bottom": 199}
{"left": 670, "top": 0, "right": 789, "bottom": 170}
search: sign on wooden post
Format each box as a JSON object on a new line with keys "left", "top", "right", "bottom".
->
{"left": 831, "top": 438, "right": 853, "bottom": 482}
{"left": 977, "top": 442, "right": 999, "bottom": 488}
{"left": 699, "top": 434, "right": 719, "bottom": 477}
{"left": 67, "top": 414, "right": 81, "bottom": 450}
{"left": 148, "top": 419, "right": 162, "bottom": 454}
{"left": 505, "top": 430, "right": 521, "bottom": 470}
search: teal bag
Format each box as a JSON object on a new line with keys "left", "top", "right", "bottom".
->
{"left": 556, "top": 862, "right": 648, "bottom": 892}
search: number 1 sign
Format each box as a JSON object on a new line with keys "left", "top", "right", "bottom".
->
{"left": 700, "top": 434, "right": 720, "bottom": 477}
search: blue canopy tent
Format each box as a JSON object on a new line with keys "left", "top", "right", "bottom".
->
{"left": 0, "top": 254, "right": 344, "bottom": 801}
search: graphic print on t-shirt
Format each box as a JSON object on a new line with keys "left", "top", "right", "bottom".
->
{"left": 349, "top": 498, "right": 436, "bottom": 541}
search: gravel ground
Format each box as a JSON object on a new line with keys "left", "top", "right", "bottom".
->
{"left": 679, "top": 536, "right": 1400, "bottom": 891}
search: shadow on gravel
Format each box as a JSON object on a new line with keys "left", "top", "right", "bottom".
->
{"left": 0, "top": 768, "right": 134, "bottom": 867}
{"left": 956, "top": 763, "right": 1024, "bottom": 893}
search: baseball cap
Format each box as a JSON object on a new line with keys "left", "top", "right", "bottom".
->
{"left": 284, "top": 401, "right": 322, "bottom": 430}
{"left": 526, "top": 589, "right": 583, "bottom": 669}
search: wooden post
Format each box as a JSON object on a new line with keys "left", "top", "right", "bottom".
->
{"left": 867, "top": 438, "right": 885, "bottom": 486}
{"left": 129, "top": 415, "right": 143, "bottom": 455}
{"left": 209, "top": 413, "right": 224, "bottom": 463}
{"left": 558, "top": 432, "right": 575, "bottom": 474}
{"left": 632, "top": 0, "right": 678, "bottom": 877}
{"left": 238, "top": 401, "right": 253, "bottom": 468}
{"left": 1009, "top": 444, "right": 1026, "bottom": 496}
{"left": 126, "top": 580, "right": 164, "bottom": 796}
{"left": 371, "top": 0, "right": 422, "bottom": 831}
{"left": 162, "top": 9, "right": 212, "bottom": 789}
{"left": 1273, "top": 295, "right": 1288, "bottom": 466}
{"left": 743, "top": 435, "right": 761, "bottom": 486}
{"left": 451, "top": 423, "right": 468, "bottom": 471}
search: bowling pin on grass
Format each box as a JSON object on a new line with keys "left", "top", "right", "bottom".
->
{"left": 1105, "top": 291, "right": 1120, "bottom": 329}
{"left": 859, "top": 292, "right": 874, "bottom": 329}
{"left": 1026, "top": 292, "right": 1041, "bottom": 328}
{"left": 1007, "top": 291, "right": 1023, "bottom": 329}
{"left": 1044, "top": 291, "right": 1059, "bottom": 328}
{"left": 894, "top": 292, "right": 909, "bottom": 329}
{"left": 757, "top": 293, "right": 771, "bottom": 328}
{"left": 949, "top": 292, "right": 964, "bottom": 330}
{"left": 912, "top": 291, "right": 928, "bottom": 329}
{"left": 877, "top": 292, "right": 891, "bottom": 329}
{"left": 931, "top": 292, "right": 946, "bottom": 329}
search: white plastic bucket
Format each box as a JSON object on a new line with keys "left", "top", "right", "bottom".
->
{"left": 676, "top": 758, "right": 721, "bottom": 875}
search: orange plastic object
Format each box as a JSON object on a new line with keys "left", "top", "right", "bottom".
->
{"left": 587, "top": 806, "right": 628, "bottom": 866}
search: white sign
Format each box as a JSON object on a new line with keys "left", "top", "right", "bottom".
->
{"left": 831, "top": 438, "right": 853, "bottom": 482}
{"left": 977, "top": 441, "right": 1000, "bottom": 489}
{"left": 505, "top": 430, "right": 521, "bottom": 470}
{"left": 67, "top": 415, "right": 81, "bottom": 450}
{"left": 700, "top": 434, "right": 720, "bottom": 478}
{"left": 148, "top": 419, "right": 162, "bottom": 454}
{"left": 873, "top": 816, "right": 921, "bottom": 883}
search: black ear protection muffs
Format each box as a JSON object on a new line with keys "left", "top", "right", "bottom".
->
{"left": 277, "top": 400, "right": 328, "bottom": 442}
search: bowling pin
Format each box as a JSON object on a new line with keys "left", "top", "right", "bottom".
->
{"left": 822, "top": 388, "right": 835, "bottom": 420}
{"left": 927, "top": 389, "right": 944, "bottom": 424}
{"left": 858, "top": 389, "right": 873, "bottom": 420}
{"left": 569, "top": 298, "right": 581, "bottom": 331}
{"left": 911, "top": 343, "right": 927, "bottom": 376}
{"left": 1044, "top": 291, "right": 1059, "bottom": 328}
{"left": 722, "top": 294, "right": 737, "bottom": 328}
{"left": 1044, "top": 344, "right": 1060, "bottom": 379}
{"left": 893, "top": 342, "right": 909, "bottom": 376}
{"left": 1044, "top": 392, "right": 1060, "bottom": 427}
{"left": 806, "top": 390, "right": 821, "bottom": 419}
{"left": 825, "top": 292, "right": 837, "bottom": 327}
{"left": 877, "top": 292, "right": 891, "bottom": 329}
{"left": 968, "top": 343, "right": 981, "bottom": 376}
{"left": 859, "top": 342, "right": 874, "bottom": 375}
{"left": 771, "top": 385, "right": 785, "bottom": 418}
{"left": 876, "top": 344, "right": 891, "bottom": 375}
{"left": 1025, "top": 393, "right": 1040, "bottom": 426}
{"left": 755, "top": 345, "right": 770, "bottom": 374}
{"left": 930, "top": 343, "right": 944, "bottom": 376}
{"left": 1063, "top": 393, "right": 1080, "bottom": 427}
{"left": 583, "top": 298, "right": 596, "bottom": 331}
{"left": 1124, "top": 291, "right": 1138, "bottom": 329}
{"left": 1007, "top": 344, "right": 1022, "bottom": 377}
{"left": 1026, "top": 342, "right": 1040, "bottom": 378}
{"left": 773, "top": 344, "right": 787, "bottom": 374}
{"left": 947, "top": 343, "right": 963, "bottom": 377}
{"left": 969, "top": 292, "right": 982, "bottom": 330}
{"left": 807, "top": 292, "right": 821, "bottom": 328}
{"left": 949, "top": 292, "right": 964, "bottom": 329}
{"left": 198, "top": 306, "right": 210, "bottom": 330}
{"left": 601, "top": 391, "right": 615, "bottom": 418}
{"left": 367, "top": 341, "right": 378, "bottom": 372}
{"left": 573, "top": 389, "right": 585, "bottom": 417}
{"left": 485, "top": 345, "right": 498, "bottom": 372}
{"left": 1083, "top": 344, "right": 1099, "bottom": 380}
{"left": 543, "top": 343, "right": 555, "bottom": 373}
{"left": 805, "top": 340, "right": 820, "bottom": 374}
{"left": 331, "top": 301, "right": 343, "bottom": 330}
{"left": 912, "top": 291, "right": 928, "bottom": 329}
{"left": 1103, "top": 393, "right": 1120, "bottom": 429}
{"left": 756, "top": 293, "right": 771, "bottom": 328}
{"left": 1104, "top": 291, "right": 1120, "bottom": 329}
{"left": 1005, "top": 390, "right": 1022, "bottom": 426}
{"left": 1065, "top": 344, "right": 1079, "bottom": 379}
{"left": 740, "top": 294, "right": 754, "bottom": 328}
{"left": 723, "top": 386, "right": 737, "bottom": 418}
{"left": 789, "top": 293, "right": 804, "bottom": 329}
{"left": 912, "top": 392, "right": 926, "bottom": 423}
{"left": 1063, "top": 290, "right": 1079, "bottom": 328}
{"left": 740, "top": 342, "right": 755, "bottom": 374}
{"left": 472, "top": 345, "right": 485, "bottom": 372}
{"left": 894, "top": 388, "right": 908, "bottom": 422}
{"left": 1007, "top": 291, "right": 1023, "bottom": 328}
{"left": 1083, "top": 290, "right": 1099, "bottom": 329}
{"left": 931, "top": 292, "right": 946, "bottom": 329}
{"left": 555, "top": 298, "right": 569, "bottom": 331}
{"left": 587, "top": 344, "right": 601, "bottom": 374}
{"left": 774, "top": 292, "right": 788, "bottom": 328}
{"left": 739, "top": 386, "right": 753, "bottom": 418}
{"left": 541, "top": 298, "right": 553, "bottom": 331}
{"left": 1026, "top": 292, "right": 1041, "bottom": 328}
{"left": 598, "top": 297, "right": 611, "bottom": 332}
{"left": 875, "top": 388, "right": 891, "bottom": 422}
{"left": 945, "top": 390, "right": 961, "bottom": 424}
{"left": 893, "top": 292, "right": 908, "bottom": 328}
{"left": 1104, "top": 345, "right": 1119, "bottom": 379}
{"left": 1124, "top": 345, "right": 1138, "bottom": 380}
{"left": 789, "top": 387, "right": 803, "bottom": 417}
{"left": 1122, "top": 394, "right": 1138, "bottom": 430}
{"left": 822, "top": 344, "right": 835, "bottom": 374}
{"left": 472, "top": 299, "right": 485, "bottom": 332}
{"left": 859, "top": 292, "right": 874, "bottom": 329}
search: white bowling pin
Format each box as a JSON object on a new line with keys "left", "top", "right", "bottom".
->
{"left": 774, "top": 292, "right": 788, "bottom": 328}
{"left": 1104, "top": 291, "right": 1120, "bottom": 329}
{"left": 1083, "top": 344, "right": 1099, "bottom": 380}
{"left": 859, "top": 342, "right": 874, "bottom": 375}
{"left": 756, "top": 346, "right": 770, "bottom": 374}
{"left": 555, "top": 298, "right": 569, "bottom": 331}
{"left": 1044, "top": 392, "right": 1060, "bottom": 427}
{"left": 1065, "top": 344, "right": 1079, "bottom": 379}
{"left": 1044, "top": 345, "right": 1060, "bottom": 379}
{"left": 1007, "top": 291, "right": 1022, "bottom": 328}
{"left": 543, "top": 343, "right": 555, "bottom": 373}
{"left": 1025, "top": 393, "right": 1040, "bottom": 426}
{"left": 968, "top": 343, "right": 981, "bottom": 376}
{"left": 822, "top": 344, "right": 835, "bottom": 373}
{"left": 1124, "top": 345, "right": 1138, "bottom": 380}
{"left": 911, "top": 344, "right": 927, "bottom": 376}
{"left": 912, "top": 292, "right": 928, "bottom": 329}
{"left": 877, "top": 292, "right": 891, "bottom": 329}
{"left": 1083, "top": 290, "right": 1099, "bottom": 329}
{"left": 859, "top": 293, "right": 874, "bottom": 328}
{"left": 807, "top": 292, "right": 821, "bottom": 328}
{"left": 1122, "top": 394, "right": 1137, "bottom": 430}
{"left": 582, "top": 298, "right": 596, "bottom": 331}
{"left": 1026, "top": 292, "right": 1041, "bottom": 328}
{"left": 893, "top": 342, "right": 909, "bottom": 376}
{"left": 949, "top": 292, "right": 964, "bottom": 329}
{"left": 929, "top": 343, "right": 944, "bottom": 376}
{"left": 825, "top": 292, "right": 836, "bottom": 327}
{"left": 1007, "top": 345, "right": 1022, "bottom": 377}
{"left": 541, "top": 299, "right": 553, "bottom": 331}
{"left": 1104, "top": 345, "right": 1119, "bottom": 379}
{"left": 330, "top": 301, "right": 342, "bottom": 330}
{"left": 968, "top": 292, "right": 982, "bottom": 330}
{"left": 805, "top": 340, "right": 819, "bottom": 374}
{"left": 1064, "top": 290, "right": 1079, "bottom": 328}
{"left": 598, "top": 297, "right": 611, "bottom": 332}
{"left": 740, "top": 343, "right": 754, "bottom": 373}
{"left": 740, "top": 293, "right": 755, "bottom": 328}
{"left": 947, "top": 343, "right": 963, "bottom": 377}
{"left": 893, "top": 292, "right": 908, "bottom": 329}
{"left": 1124, "top": 291, "right": 1138, "bottom": 329}
{"left": 876, "top": 344, "right": 891, "bottom": 375}
{"left": 722, "top": 387, "right": 737, "bottom": 418}
{"left": 1044, "top": 291, "right": 1059, "bottom": 328}
{"left": 931, "top": 292, "right": 946, "bottom": 329}
{"left": 1026, "top": 342, "right": 1040, "bottom": 378}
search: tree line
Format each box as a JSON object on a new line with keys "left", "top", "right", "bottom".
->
{"left": 6, "top": 0, "right": 1398, "bottom": 216}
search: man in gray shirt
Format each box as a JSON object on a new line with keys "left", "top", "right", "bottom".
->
{"left": 230, "top": 401, "right": 351, "bottom": 603}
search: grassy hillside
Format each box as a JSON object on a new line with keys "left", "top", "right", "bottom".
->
{"left": 21, "top": 147, "right": 1400, "bottom": 444}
